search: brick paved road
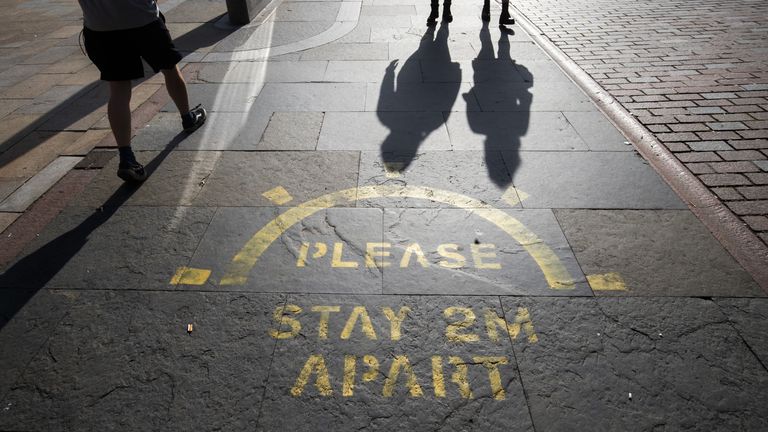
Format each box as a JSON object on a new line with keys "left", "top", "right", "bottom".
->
{"left": 511, "top": 0, "right": 768, "bottom": 246}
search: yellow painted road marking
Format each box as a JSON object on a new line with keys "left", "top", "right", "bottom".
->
{"left": 501, "top": 186, "right": 529, "bottom": 207}
{"left": 169, "top": 267, "right": 211, "bottom": 285}
{"left": 587, "top": 272, "right": 628, "bottom": 291}
{"left": 384, "top": 162, "right": 404, "bottom": 178}
{"left": 219, "top": 185, "right": 575, "bottom": 289}
{"left": 262, "top": 186, "right": 294, "bottom": 205}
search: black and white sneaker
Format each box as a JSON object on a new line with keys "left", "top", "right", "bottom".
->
{"left": 117, "top": 161, "right": 148, "bottom": 182}
{"left": 182, "top": 104, "right": 207, "bottom": 132}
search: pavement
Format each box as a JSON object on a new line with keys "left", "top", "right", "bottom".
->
{"left": 0, "top": 0, "right": 767, "bottom": 430}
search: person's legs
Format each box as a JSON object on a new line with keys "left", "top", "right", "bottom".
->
{"left": 161, "top": 66, "right": 189, "bottom": 114}
{"left": 161, "top": 66, "right": 206, "bottom": 132}
{"left": 108, "top": 81, "right": 132, "bottom": 149}
{"left": 107, "top": 80, "right": 147, "bottom": 181}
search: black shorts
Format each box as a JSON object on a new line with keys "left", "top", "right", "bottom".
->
{"left": 83, "top": 18, "right": 183, "bottom": 81}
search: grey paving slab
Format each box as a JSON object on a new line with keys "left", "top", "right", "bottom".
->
{"left": 0, "top": 178, "right": 24, "bottom": 202}
{"left": 318, "top": 111, "right": 451, "bottom": 151}
{"left": 164, "top": 0, "right": 228, "bottom": 23}
{"left": 132, "top": 111, "right": 272, "bottom": 151}
{"left": 324, "top": 60, "right": 422, "bottom": 83}
{"left": 0, "top": 64, "right": 40, "bottom": 87}
{"left": 74, "top": 150, "right": 116, "bottom": 170}
{"left": 0, "top": 156, "right": 82, "bottom": 212}
{"left": 367, "top": 82, "right": 477, "bottom": 111}
{"left": 369, "top": 27, "right": 425, "bottom": 43}
{"left": 335, "top": 23, "right": 373, "bottom": 43}
{"left": 0, "top": 211, "right": 19, "bottom": 233}
{"left": 259, "top": 294, "right": 534, "bottom": 431}
{"left": 563, "top": 111, "right": 633, "bottom": 152}
{"left": 0, "top": 206, "right": 216, "bottom": 290}
{"left": 259, "top": 111, "right": 324, "bottom": 150}
{"left": 555, "top": 210, "right": 762, "bottom": 297}
{"left": 299, "top": 42, "right": 389, "bottom": 61}
{"left": 0, "top": 290, "right": 283, "bottom": 431}
{"left": 194, "top": 151, "right": 360, "bottom": 206}
{"left": 37, "top": 83, "right": 107, "bottom": 131}
{"left": 184, "top": 207, "right": 383, "bottom": 293}
{"left": 516, "top": 59, "right": 574, "bottom": 83}
{"left": 358, "top": 151, "right": 516, "bottom": 207}
{"left": 71, "top": 150, "right": 221, "bottom": 207}
{"left": 14, "top": 85, "right": 82, "bottom": 114}
{"left": 357, "top": 14, "right": 414, "bottom": 28}
{"left": 361, "top": 5, "right": 417, "bottom": 15}
{"left": 715, "top": 298, "right": 768, "bottom": 367}
{"left": 194, "top": 60, "right": 328, "bottom": 84}
{"left": 0, "top": 98, "right": 29, "bottom": 118}
{"left": 473, "top": 81, "right": 595, "bottom": 112}
{"left": 274, "top": 2, "right": 341, "bottom": 21}
{"left": 381, "top": 208, "right": 589, "bottom": 295}
{"left": 161, "top": 83, "right": 262, "bottom": 113}
{"left": 19, "top": 45, "right": 79, "bottom": 65}
{"left": 254, "top": 82, "right": 367, "bottom": 112}
{"left": 447, "top": 111, "right": 589, "bottom": 151}
{"left": 441, "top": 23, "right": 534, "bottom": 44}
{"left": 213, "top": 22, "right": 336, "bottom": 52}
{"left": 509, "top": 152, "right": 687, "bottom": 209}
{"left": 502, "top": 297, "right": 768, "bottom": 431}
{"left": 0, "top": 289, "right": 72, "bottom": 401}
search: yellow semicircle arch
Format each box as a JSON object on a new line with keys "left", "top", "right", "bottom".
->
{"left": 219, "top": 184, "right": 575, "bottom": 290}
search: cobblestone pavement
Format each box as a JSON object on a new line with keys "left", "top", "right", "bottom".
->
{"left": 511, "top": 0, "right": 768, "bottom": 246}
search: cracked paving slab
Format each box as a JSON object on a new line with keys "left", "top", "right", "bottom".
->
{"left": 0, "top": 206, "right": 216, "bottom": 290}
{"left": 258, "top": 294, "right": 534, "bottom": 431}
{"left": 0, "top": 290, "right": 284, "bottom": 431}
{"left": 381, "top": 208, "right": 589, "bottom": 296}
{"left": 0, "top": 289, "right": 74, "bottom": 402}
{"left": 182, "top": 207, "right": 384, "bottom": 293}
{"left": 715, "top": 298, "right": 768, "bottom": 368}
{"left": 555, "top": 209, "right": 762, "bottom": 296}
{"left": 357, "top": 151, "right": 517, "bottom": 209}
{"left": 501, "top": 297, "right": 768, "bottom": 431}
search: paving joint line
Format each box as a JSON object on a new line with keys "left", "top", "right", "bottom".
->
{"left": 505, "top": 1, "right": 768, "bottom": 292}
{"left": 711, "top": 299, "right": 768, "bottom": 374}
{"left": 254, "top": 295, "right": 288, "bottom": 429}
{"left": 497, "top": 296, "right": 539, "bottom": 432}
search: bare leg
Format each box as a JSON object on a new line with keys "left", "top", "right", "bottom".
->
{"left": 108, "top": 81, "right": 132, "bottom": 148}
{"left": 161, "top": 66, "right": 190, "bottom": 114}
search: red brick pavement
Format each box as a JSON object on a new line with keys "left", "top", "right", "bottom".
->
{"left": 511, "top": 0, "right": 768, "bottom": 247}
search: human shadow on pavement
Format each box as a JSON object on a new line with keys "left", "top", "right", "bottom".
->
{"left": 377, "top": 23, "right": 460, "bottom": 173}
{"left": 0, "top": 132, "right": 188, "bottom": 331}
{"left": 464, "top": 23, "right": 532, "bottom": 187}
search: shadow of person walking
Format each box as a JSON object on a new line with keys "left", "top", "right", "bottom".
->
{"left": 464, "top": 23, "right": 532, "bottom": 187}
{"left": 0, "top": 132, "right": 188, "bottom": 331}
{"left": 377, "top": 23, "right": 460, "bottom": 175}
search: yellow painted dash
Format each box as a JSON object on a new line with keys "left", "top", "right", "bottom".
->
{"left": 587, "top": 272, "right": 628, "bottom": 291}
{"left": 170, "top": 267, "right": 212, "bottom": 285}
{"left": 501, "top": 187, "right": 529, "bottom": 207}
{"left": 263, "top": 186, "right": 294, "bottom": 205}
